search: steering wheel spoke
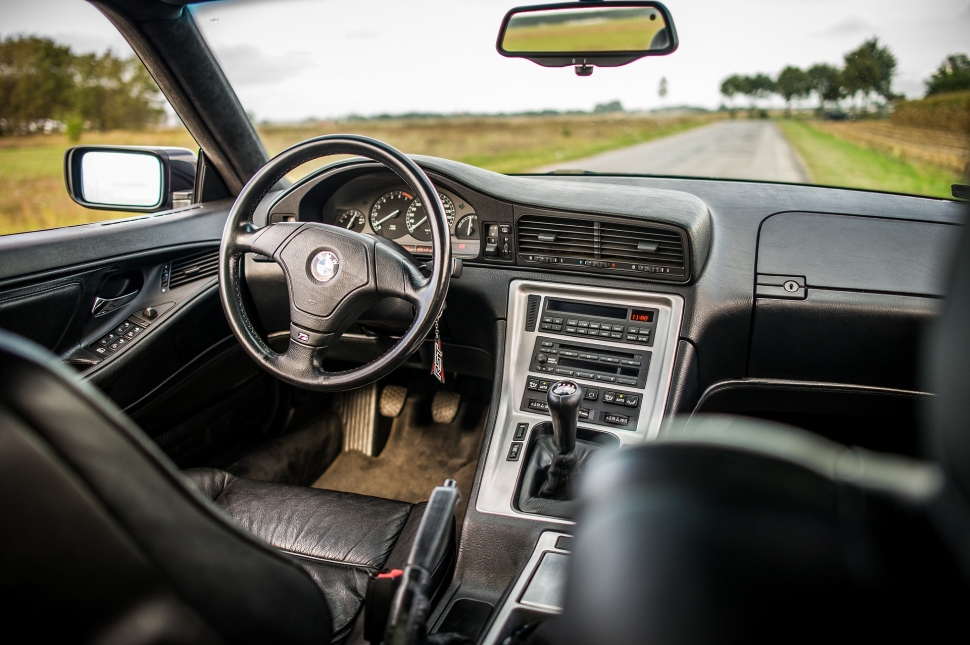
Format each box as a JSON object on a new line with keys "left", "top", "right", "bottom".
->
{"left": 374, "top": 239, "right": 432, "bottom": 305}
{"left": 232, "top": 222, "right": 303, "bottom": 259}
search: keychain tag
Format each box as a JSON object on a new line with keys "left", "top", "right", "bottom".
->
{"left": 431, "top": 316, "right": 445, "bottom": 383}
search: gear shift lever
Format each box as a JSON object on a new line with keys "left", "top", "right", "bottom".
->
{"left": 547, "top": 380, "right": 582, "bottom": 455}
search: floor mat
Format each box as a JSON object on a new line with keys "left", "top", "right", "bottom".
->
{"left": 312, "top": 396, "right": 487, "bottom": 524}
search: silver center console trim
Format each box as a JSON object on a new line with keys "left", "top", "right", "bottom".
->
{"left": 476, "top": 280, "right": 685, "bottom": 523}
{"left": 479, "top": 531, "right": 571, "bottom": 645}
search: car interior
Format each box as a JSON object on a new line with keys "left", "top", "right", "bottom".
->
{"left": 1, "top": 0, "right": 969, "bottom": 643}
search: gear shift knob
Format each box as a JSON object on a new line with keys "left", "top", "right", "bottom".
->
{"left": 547, "top": 380, "right": 582, "bottom": 455}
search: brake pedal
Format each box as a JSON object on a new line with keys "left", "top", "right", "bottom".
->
{"left": 380, "top": 385, "right": 407, "bottom": 418}
{"left": 431, "top": 391, "right": 461, "bottom": 424}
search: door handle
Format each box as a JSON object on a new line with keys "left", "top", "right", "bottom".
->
{"left": 92, "top": 291, "right": 138, "bottom": 316}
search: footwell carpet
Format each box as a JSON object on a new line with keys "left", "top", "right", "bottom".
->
{"left": 312, "top": 398, "right": 487, "bottom": 524}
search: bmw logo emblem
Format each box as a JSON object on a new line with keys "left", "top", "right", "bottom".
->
{"left": 310, "top": 250, "right": 339, "bottom": 283}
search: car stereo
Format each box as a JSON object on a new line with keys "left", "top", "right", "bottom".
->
{"left": 535, "top": 297, "right": 658, "bottom": 346}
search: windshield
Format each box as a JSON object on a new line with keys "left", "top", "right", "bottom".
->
{"left": 191, "top": 0, "right": 969, "bottom": 198}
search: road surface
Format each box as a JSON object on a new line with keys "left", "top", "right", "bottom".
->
{"left": 534, "top": 120, "right": 811, "bottom": 183}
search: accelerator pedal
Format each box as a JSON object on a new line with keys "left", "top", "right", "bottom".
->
{"left": 431, "top": 391, "right": 461, "bottom": 424}
{"left": 380, "top": 385, "right": 408, "bottom": 418}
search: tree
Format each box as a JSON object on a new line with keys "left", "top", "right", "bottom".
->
{"left": 720, "top": 74, "right": 744, "bottom": 106}
{"left": 775, "top": 66, "right": 810, "bottom": 115}
{"left": 0, "top": 36, "right": 74, "bottom": 135}
{"left": 842, "top": 37, "right": 896, "bottom": 111}
{"left": 925, "top": 54, "right": 970, "bottom": 96}
{"left": 807, "top": 63, "right": 844, "bottom": 111}
{"left": 0, "top": 34, "right": 163, "bottom": 136}
{"left": 71, "top": 50, "right": 164, "bottom": 131}
{"left": 747, "top": 73, "right": 775, "bottom": 110}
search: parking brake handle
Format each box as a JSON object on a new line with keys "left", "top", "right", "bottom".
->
{"left": 382, "top": 479, "right": 460, "bottom": 645}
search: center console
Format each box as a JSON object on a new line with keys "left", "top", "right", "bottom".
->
{"left": 476, "top": 280, "right": 684, "bottom": 522}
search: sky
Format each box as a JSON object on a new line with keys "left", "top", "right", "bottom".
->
{"left": 3, "top": 0, "right": 969, "bottom": 121}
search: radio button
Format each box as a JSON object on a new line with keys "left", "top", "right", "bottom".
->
{"left": 555, "top": 368, "right": 574, "bottom": 376}
{"left": 560, "top": 350, "right": 579, "bottom": 357}
{"left": 638, "top": 335, "right": 650, "bottom": 343}
{"left": 628, "top": 327, "right": 639, "bottom": 334}
{"left": 552, "top": 317, "right": 564, "bottom": 324}
{"left": 589, "top": 322, "right": 601, "bottom": 330}
{"left": 566, "top": 327, "right": 577, "bottom": 333}
{"left": 575, "top": 328, "right": 587, "bottom": 335}
{"left": 542, "top": 316, "right": 553, "bottom": 323}
{"left": 620, "top": 359, "right": 640, "bottom": 366}
{"left": 578, "top": 321, "right": 590, "bottom": 328}
{"left": 566, "top": 319, "right": 578, "bottom": 326}
{"left": 610, "top": 332, "right": 623, "bottom": 339}
{"left": 596, "top": 374, "right": 616, "bottom": 382}
{"left": 540, "top": 341, "right": 553, "bottom": 347}
{"left": 617, "top": 377, "right": 638, "bottom": 386}
{"left": 579, "top": 353, "right": 598, "bottom": 360}
{"left": 612, "top": 325, "right": 625, "bottom": 332}
{"left": 576, "top": 371, "right": 595, "bottom": 379}
{"left": 601, "top": 357, "right": 620, "bottom": 364}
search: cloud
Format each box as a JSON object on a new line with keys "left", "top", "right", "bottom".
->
{"left": 213, "top": 44, "right": 315, "bottom": 85}
{"left": 813, "top": 16, "right": 874, "bottom": 37}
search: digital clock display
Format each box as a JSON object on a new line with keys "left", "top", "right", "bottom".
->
{"left": 630, "top": 310, "right": 655, "bottom": 323}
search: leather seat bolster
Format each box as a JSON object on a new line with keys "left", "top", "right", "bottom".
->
{"left": 183, "top": 468, "right": 412, "bottom": 568}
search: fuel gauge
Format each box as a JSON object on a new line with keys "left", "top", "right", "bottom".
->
{"left": 455, "top": 214, "right": 478, "bottom": 240}
{"left": 335, "top": 209, "right": 366, "bottom": 232}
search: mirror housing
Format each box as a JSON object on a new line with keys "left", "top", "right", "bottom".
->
{"left": 64, "top": 146, "right": 197, "bottom": 213}
{"left": 497, "top": 1, "right": 678, "bottom": 75}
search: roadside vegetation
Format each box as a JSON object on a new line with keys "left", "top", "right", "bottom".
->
{"left": 722, "top": 40, "right": 968, "bottom": 198}
{"left": 778, "top": 120, "right": 960, "bottom": 198}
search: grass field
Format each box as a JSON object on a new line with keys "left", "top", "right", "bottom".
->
{"left": 0, "top": 113, "right": 712, "bottom": 235}
{"left": 778, "top": 120, "right": 963, "bottom": 199}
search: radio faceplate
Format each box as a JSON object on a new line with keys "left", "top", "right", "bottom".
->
{"left": 539, "top": 298, "right": 658, "bottom": 346}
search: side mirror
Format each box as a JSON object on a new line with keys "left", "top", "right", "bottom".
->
{"left": 64, "top": 146, "right": 197, "bottom": 213}
{"left": 497, "top": 1, "right": 678, "bottom": 75}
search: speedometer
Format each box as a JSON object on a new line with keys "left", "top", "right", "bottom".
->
{"left": 369, "top": 191, "right": 412, "bottom": 239}
{"left": 405, "top": 193, "right": 455, "bottom": 241}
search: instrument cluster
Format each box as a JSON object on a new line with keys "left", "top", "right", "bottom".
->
{"left": 322, "top": 183, "right": 481, "bottom": 258}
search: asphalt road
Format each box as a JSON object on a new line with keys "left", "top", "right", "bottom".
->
{"left": 535, "top": 120, "right": 811, "bottom": 183}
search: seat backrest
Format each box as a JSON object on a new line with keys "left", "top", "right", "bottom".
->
{"left": 0, "top": 331, "right": 332, "bottom": 644}
{"left": 924, "top": 214, "right": 970, "bottom": 503}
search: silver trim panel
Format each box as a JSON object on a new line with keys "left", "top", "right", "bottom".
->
{"left": 476, "top": 280, "right": 684, "bottom": 523}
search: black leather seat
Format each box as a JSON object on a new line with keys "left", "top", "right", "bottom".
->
{"left": 0, "top": 332, "right": 451, "bottom": 644}
{"left": 557, "top": 224, "right": 970, "bottom": 644}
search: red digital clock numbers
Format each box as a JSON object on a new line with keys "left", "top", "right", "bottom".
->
{"left": 630, "top": 310, "right": 655, "bottom": 323}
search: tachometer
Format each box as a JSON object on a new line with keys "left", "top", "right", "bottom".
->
{"left": 335, "top": 209, "right": 366, "bottom": 232}
{"left": 405, "top": 193, "right": 455, "bottom": 241}
{"left": 369, "top": 191, "right": 412, "bottom": 239}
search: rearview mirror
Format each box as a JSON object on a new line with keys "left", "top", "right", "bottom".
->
{"left": 497, "top": 1, "right": 678, "bottom": 75}
{"left": 65, "top": 146, "right": 197, "bottom": 213}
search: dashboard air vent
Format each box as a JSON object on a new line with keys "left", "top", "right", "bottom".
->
{"left": 517, "top": 213, "right": 688, "bottom": 281}
{"left": 518, "top": 215, "right": 596, "bottom": 259}
{"left": 168, "top": 249, "right": 219, "bottom": 290}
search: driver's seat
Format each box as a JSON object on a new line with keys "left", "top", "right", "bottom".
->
{"left": 0, "top": 331, "right": 452, "bottom": 644}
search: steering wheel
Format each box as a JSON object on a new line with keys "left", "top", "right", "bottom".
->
{"left": 218, "top": 135, "right": 452, "bottom": 391}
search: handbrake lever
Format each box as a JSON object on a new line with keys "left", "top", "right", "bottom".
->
{"left": 383, "top": 479, "right": 461, "bottom": 645}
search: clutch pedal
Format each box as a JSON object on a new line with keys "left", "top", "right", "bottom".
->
{"left": 431, "top": 391, "right": 460, "bottom": 424}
